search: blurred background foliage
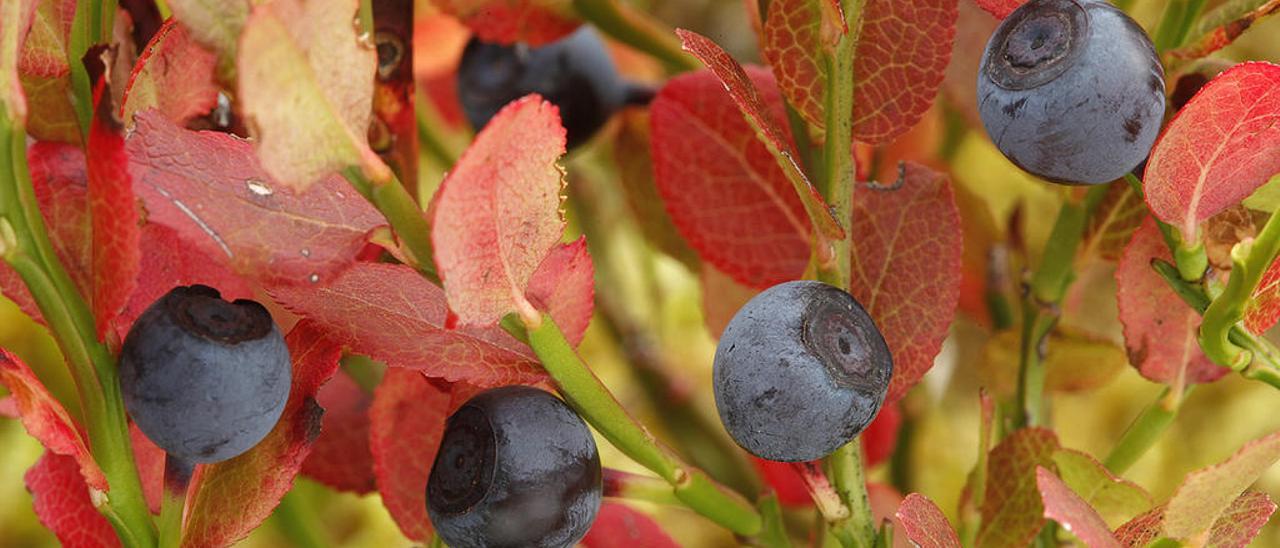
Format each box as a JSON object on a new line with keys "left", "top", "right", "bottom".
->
{"left": 4, "top": 0, "right": 1280, "bottom": 545}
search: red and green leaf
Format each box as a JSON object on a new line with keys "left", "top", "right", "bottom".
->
{"left": 526, "top": 238, "right": 595, "bottom": 347}
{"left": 1144, "top": 62, "right": 1280, "bottom": 237}
{"left": 119, "top": 19, "right": 219, "bottom": 127}
{"left": 759, "top": 0, "right": 957, "bottom": 144}
{"left": 24, "top": 452, "right": 120, "bottom": 548}
{"left": 581, "top": 502, "right": 680, "bottom": 548}
{"left": 1114, "top": 491, "right": 1276, "bottom": 547}
{"left": 850, "top": 163, "right": 961, "bottom": 405}
{"left": 301, "top": 371, "right": 376, "bottom": 494}
{"left": 166, "top": 0, "right": 249, "bottom": 60}
{"left": 973, "top": 0, "right": 1023, "bottom": 19}
{"left": 181, "top": 321, "right": 341, "bottom": 547}
{"left": 0, "top": 349, "right": 105, "bottom": 491}
{"left": 431, "top": 0, "right": 579, "bottom": 46}
{"left": 1116, "top": 219, "right": 1227, "bottom": 385}
{"left": 128, "top": 111, "right": 385, "bottom": 286}
{"left": 1161, "top": 430, "right": 1280, "bottom": 539}
{"left": 14, "top": 0, "right": 76, "bottom": 142}
{"left": 650, "top": 67, "right": 810, "bottom": 288}
{"left": 237, "top": 0, "right": 384, "bottom": 190}
{"left": 896, "top": 493, "right": 961, "bottom": 548}
{"left": 269, "top": 261, "right": 548, "bottom": 386}
{"left": 430, "top": 94, "right": 567, "bottom": 327}
{"left": 1035, "top": 467, "right": 1120, "bottom": 547}
{"left": 1052, "top": 448, "right": 1151, "bottom": 528}
{"left": 676, "top": 29, "right": 844, "bottom": 241}
{"left": 1081, "top": 182, "right": 1147, "bottom": 263}
{"left": 977, "top": 427, "right": 1059, "bottom": 548}
{"left": 368, "top": 368, "right": 452, "bottom": 541}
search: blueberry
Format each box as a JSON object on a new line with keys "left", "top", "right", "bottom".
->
{"left": 713, "top": 281, "right": 893, "bottom": 462}
{"left": 977, "top": 0, "right": 1165, "bottom": 185}
{"left": 427, "top": 386, "right": 602, "bottom": 548}
{"left": 119, "top": 285, "right": 291, "bottom": 464}
{"left": 457, "top": 27, "right": 627, "bottom": 149}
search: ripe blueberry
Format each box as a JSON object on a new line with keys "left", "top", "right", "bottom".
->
{"left": 427, "top": 386, "right": 602, "bottom": 548}
{"left": 977, "top": 0, "right": 1165, "bottom": 185}
{"left": 457, "top": 27, "right": 627, "bottom": 149}
{"left": 713, "top": 281, "right": 893, "bottom": 462}
{"left": 119, "top": 285, "right": 291, "bottom": 464}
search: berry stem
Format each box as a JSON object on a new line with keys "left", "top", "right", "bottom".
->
{"left": 518, "top": 313, "right": 764, "bottom": 536}
{"left": 571, "top": 0, "right": 700, "bottom": 72}
{"left": 1199, "top": 207, "right": 1280, "bottom": 368}
{"left": 157, "top": 455, "right": 194, "bottom": 548}
{"left": 756, "top": 494, "right": 795, "bottom": 548}
{"left": 341, "top": 166, "right": 438, "bottom": 279}
{"left": 792, "top": 461, "right": 850, "bottom": 522}
{"left": 0, "top": 113, "right": 156, "bottom": 547}
{"left": 815, "top": 0, "right": 865, "bottom": 292}
{"left": 1103, "top": 386, "right": 1188, "bottom": 475}
{"left": 1014, "top": 185, "right": 1109, "bottom": 428}
{"left": 602, "top": 468, "right": 681, "bottom": 506}
{"left": 827, "top": 442, "right": 874, "bottom": 548}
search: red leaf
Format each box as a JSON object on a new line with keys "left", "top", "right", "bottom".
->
{"left": 850, "top": 164, "right": 962, "bottom": 405}
{"left": 896, "top": 493, "right": 961, "bottom": 548}
{"left": 269, "top": 261, "right": 548, "bottom": 386}
{"left": 751, "top": 458, "right": 813, "bottom": 506}
{"left": 1116, "top": 219, "right": 1227, "bottom": 385}
{"left": 676, "top": 29, "right": 844, "bottom": 242}
{"left": 130, "top": 425, "right": 165, "bottom": 515}
{"left": 760, "top": 0, "right": 957, "bottom": 144}
{"left": 120, "top": 19, "right": 218, "bottom": 127}
{"left": 1082, "top": 182, "right": 1147, "bottom": 263}
{"left": 973, "top": 0, "right": 1023, "bottom": 19}
{"left": 116, "top": 224, "right": 255, "bottom": 339}
{"left": 1035, "top": 467, "right": 1120, "bottom": 547}
{"left": 862, "top": 402, "right": 901, "bottom": 467}
{"left": 581, "top": 502, "right": 679, "bottom": 548}
{"left": 651, "top": 67, "right": 810, "bottom": 288}
{"left": 1114, "top": 491, "right": 1277, "bottom": 547}
{"left": 430, "top": 0, "right": 579, "bottom": 46}
{"left": 0, "top": 396, "right": 16, "bottom": 417}
{"left": 0, "top": 349, "right": 105, "bottom": 491}
{"left": 368, "top": 368, "right": 451, "bottom": 541}
{"left": 24, "top": 452, "right": 120, "bottom": 548}
{"left": 430, "top": 94, "right": 567, "bottom": 327}
{"left": 526, "top": 238, "right": 595, "bottom": 347}
{"left": 181, "top": 321, "right": 341, "bottom": 547}
{"left": 1245, "top": 257, "right": 1280, "bottom": 334}
{"left": 301, "top": 371, "right": 376, "bottom": 494}
{"left": 977, "top": 427, "right": 1060, "bottom": 548}
{"left": 88, "top": 88, "right": 142, "bottom": 340}
{"left": 128, "top": 111, "right": 385, "bottom": 286}
{"left": 1144, "top": 62, "right": 1280, "bottom": 237}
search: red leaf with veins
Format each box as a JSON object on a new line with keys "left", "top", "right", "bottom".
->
{"left": 431, "top": 95, "right": 567, "bottom": 327}
{"left": 1114, "top": 491, "right": 1276, "bottom": 547}
{"left": 181, "top": 321, "right": 341, "bottom": 547}
{"left": 1162, "top": 430, "right": 1280, "bottom": 539}
{"left": 301, "top": 371, "right": 376, "bottom": 494}
{"left": 850, "top": 164, "right": 961, "bottom": 405}
{"left": 760, "top": 0, "right": 957, "bottom": 144}
{"left": 973, "top": 0, "right": 1023, "bottom": 19}
{"left": 1035, "top": 467, "right": 1120, "bottom": 547}
{"left": 1144, "top": 62, "right": 1280, "bottom": 237}
{"left": 896, "top": 493, "right": 961, "bottom": 548}
{"left": 368, "top": 368, "right": 452, "bottom": 541}
{"left": 526, "top": 238, "right": 595, "bottom": 346}
{"left": 431, "top": 0, "right": 579, "bottom": 46}
{"left": 269, "top": 262, "right": 549, "bottom": 386}
{"left": 128, "top": 111, "right": 385, "bottom": 286}
{"left": 676, "top": 30, "right": 844, "bottom": 242}
{"left": 1246, "top": 258, "right": 1280, "bottom": 334}
{"left": 581, "top": 502, "right": 680, "bottom": 548}
{"left": 1116, "top": 219, "right": 1227, "bottom": 385}
{"left": 977, "top": 428, "right": 1059, "bottom": 548}
{"left": 651, "top": 67, "right": 810, "bottom": 288}
{"left": 87, "top": 93, "right": 141, "bottom": 339}
{"left": 120, "top": 19, "right": 218, "bottom": 127}
{"left": 24, "top": 452, "right": 120, "bottom": 548}
{"left": 0, "top": 349, "right": 105, "bottom": 491}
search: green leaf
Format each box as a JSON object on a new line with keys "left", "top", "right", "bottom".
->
{"left": 1052, "top": 449, "right": 1152, "bottom": 529}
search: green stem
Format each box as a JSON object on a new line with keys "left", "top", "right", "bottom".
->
{"left": 157, "top": 456, "right": 193, "bottom": 548}
{"left": 757, "top": 494, "right": 795, "bottom": 548}
{"left": 571, "top": 0, "right": 699, "bottom": 72}
{"left": 1103, "top": 387, "right": 1187, "bottom": 475}
{"left": 1199, "top": 208, "right": 1280, "bottom": 368}
{"left": 356, "top": 0, "right": 375, "bottom": 37}
{"left": 270, "top": 485, "right": 329, "bottom": 548}
{"left": 339, "top": 354, "right": 385, "bottom": 394}
{"left": 342, "top": 167, "right": 437, "bottom": 278}
{"left": 520, "top": 314, "right": 763, "bottom": 536}
{"left": 1015, "top": 185, "right": 1108, "bottom": 428}
{"left": 0, "top": 117, "right": 155, "bottom": 547}
{"left": 827, "top": 441, "right": 873, "bottom": 548}
{"left": 602, "top": 468, "right": 682, "bottom": 506}
{"left": 815, "top": 0, "right": 864, "bottom": 291}
{"left": 1152, "top": 0, "right": 1208, "bottom": 52}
